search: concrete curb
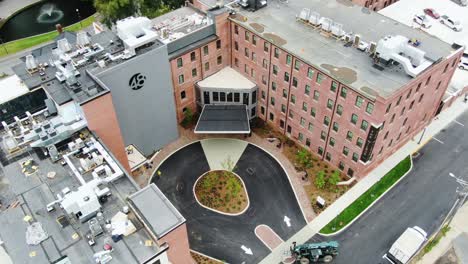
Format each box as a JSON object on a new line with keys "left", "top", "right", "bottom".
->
{"left": 192, "top": 170, "right": 251, "bottom": 216}
{"left": 319, "top": 156, "right": 413, "bottom": 237}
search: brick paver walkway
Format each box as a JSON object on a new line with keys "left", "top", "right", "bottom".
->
{"left": 255, "top": 225, "right": 284, "bottom": 251}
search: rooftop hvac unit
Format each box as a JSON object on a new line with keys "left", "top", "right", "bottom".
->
{"left": 369, "top": 41, "right": 377, "bottom": 55}
{"left": 320, "top": 17, "right": 332, "bottom": 32}
{"left": 47, "top": 128, "right": 57, "bottom": 137}
{"left": 86, "top": 87, "right": 98, "bottom": 96}
{"left": 43, "top": 120, "right": 51, "bottom": 129}
{"left": 76, "top": 31, "right": 90, "bottom": 47}
{"left": 25, "top": 55, "right": 38, "bottom": 70}
{"left": 299, "top": 8, "right": 311, "bottom": 21}
{"left": 33, "top": 124, "right": 42, "bottom": 133}
{"left": 39, "top": 131, "right": 48, "bottom": 141}
{"left": 57, "top": 39, "right": 72, "bottom": 53}
{"left": 354, "top": 34, "right": 361, "bottom": 47}
{"left": 308, "top": 12, "right": 321, "bottom": 25}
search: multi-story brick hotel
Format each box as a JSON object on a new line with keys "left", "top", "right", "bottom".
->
{"left": 2, "top": 0, "right": 463, "bottom": 182}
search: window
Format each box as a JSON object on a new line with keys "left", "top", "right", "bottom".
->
{"left": 262, "top": 59, "right": 268, "bottom": 69}
{"left": 351, "top": 114, "right": 358, "bottom": 125}
{"left": 251, "top": 68, "right": 255, "bottom": 78}
{"left": 234, "top": 25, "right": 238, "bottom": 34}
{"left": 403, "top": 118, "right": 408, "bottom": 126}
{"left": 252, "top": 35, "right": 257, "bottom": 45}
{"left": 216, "top": 39, "right": 221, "bottom": 49}
{"left": 280, "top": 119, "right": 285, "bottom": 128}
{"left": 355, "top": 96, "right": 364, "bottom": 108}
{"left": 289, "top": 110, "right": 294, "bottom": 119}
{"left": 261, "top": 106, "right": 265, "bottom": 115}
{"left": 378, "top": 146, "right": 383, "bottom": 155}
{"left": 416, "top": 82, "right": 421, "bottom": 93}
{"left": 273, "top": 65, "right": 278, "bottom": 75}
{"left": 308, "top": 123, "right": 313, "bottom": 132}
{"left": 190, "top": 52, "right": 196, "bottom": 61}
{"left": 180, "top": 90, "right": 186, "bottom": 99}
{"left": 177, "top": 58, "right": 183, "bottom": 68}
{"left": 234, "top": 57, "right": 239, "bottom": 67}
{"left": 320, "top": 131, "right": 326, "bottom": 140}
{"left": 336, "top": 104, "right": 343, "bottom": 116}
{"left": 294, "top": 60, "right": 301, "bottom": 70}
{"left": 343, "top": 146, "right": 349, "bottom": 156}
{"left": 409, "top": 100, "right": 414, "bottom": 110}
{"left": 245, "top": 31, "right": 250, "bottom": 41}
{"left": 386, "top": 103, "right": 391, "bottom": 113}
{"left": 286, "top": 54, "right": 292, "bottom": 65}
{"left": 192, "top": 68, "right": 197, "bottom": 77}
{"left": 203, "top": 45, "right": 209, "bottom": 55}
{"left": 390, "top": 114, "right": 395, "bottom": 123}
{"left": 332, "top": 122, "right": 339, "bottom": 132}
{"left": 352, "top": 153, "right": 359, "bottom": 162}
{"left": 287, "top": 125, "right": 292, "bottom": 134}
{"left": 347, "top": 168, "right": 354, "bottom": 177}
{"left": 425, "top": 76, "right": 431, "bottom": 86}
{"left": 292, "top": 77, "right": 298, "bottom": 87}
{"left": 318, "top": 147, "right": 324, "bottom": 155}
{"left": 269, "top": 112, "right": 274, "bottom": 121}
{"left": 396, "top": 96, "right": 402, "bottom": 106}
{"left": 400, "top": 107, "right": 406, "bottom": 116}
{"left": 284, "top": 72, "right": 290, "bottom": 82}
{"left": 305, "top": 84, "right": 311, "bottom": 95}
{"left": 384, "top": 131, "right": 389, "bottom": 140}
{"left": 283, "top": 89, "right": 287, "bottom": 98}
{"left": 178, "top": 74, "right": 184, "bottom": 84}
{"left": 270, "top": 97, "right": 275, "bottom": 106}
{"left": 244, "top": 64, "right": 248, "bottom": 74}
{"left": 234, "top": 93, "right": 240, "bottom": 102}
{"left": 406, "top": 89, "right": 412, "bottom": 99}
{"left": 366, "top": 102, "right": 374, "bottom": 114}
{"left": 323, "top": 116, "right": 330, "bottom": 126}
{"left": 300, "top": 117, "right": 306, "bottom": 126}
{"left": 220, "top": 92, "right": 226, "bottom": 101}
{"left": 331, "top": 81, "right": 338, "bottom": 92}
{"left": 251, "top": 90, "right": 257, "bottom": 104}
{"left": 261, "top": 90, "right": 266, "bottom": 100}
{"left": 357, "top": 137, "right": 363, "bottom": 148}
{"left": 227, "top": 93, "right": 233, "bottom": 102}
{"left": 325, "top": 152, "right": 331, "bottom": 161}
{"left": 290, "top": 94, "right": 296, "bottom": 104}
{"left": 244, "top": 47, "right": 249, "bottom": 57}
{"left": 327, "top": 99, "right": 334, "bottom": 110}
{"left": 306, "top": 138, "right": 311, "bottom": 147}
{"left": 217, "top": 56, "right": 222, "bottom": 65}
{"left": 251, "top": 52, "right": 256, "bottom": 62}
{"left": 388, "top": 139, "right": 393, "bottom": 147}
{"left": 302, "top": 102, "right": 308, "bottom": 112}
{"left": 418, "top": 94, "right": 424, "bottom": 103}
{"left": 262, "top": 75, "right": 267, "bottom": 85}
{"left": 274, "top": 48, "right": 279, "bottom": 58}
{"left": 298, "top": 133, "right": 304, "bottom": 142}
{"left": 313, "top": 90, "right": 319, "bottom": 101}
{"left": 310, "top": 107, "right": 316, "bottom": 117}
{"left": 339, "top": 161, "right": 345, "bottom": 171}
{"left": 281, "top": 104, "right": 286, "bottom": 113}
{"left": 234, "top": 41, "right": 239, "bottom": 51}
{"left": 272, "top": 81, "right": 277, "bottom": 91}
{"left": 213, "top": 92, "right": 219, "bottom": 101}
{"left": 204, "top": 62, "right": 210, "bottom": 71}
{"left": 397, "top": 132, "right": 402, "bottom": 141}
{"left": 264, "top": 42, "right": 269, "bottom": 52}
{"left": 346, "top": 131, "right": 353, "bottom": 141}
{"left": 316, "top": 73, "right": 324, "bottom": 84}
{"left": 361, "top": 120, "right": 368, "bottom": 131}
{"left": 340, "top": 87, "right": 347, "bottom": 98}
{"left": 436, "top": 81, "right": 441, "bottom": 90}
{"left": 307, "top": 68, "right": 314, "bottom": 78}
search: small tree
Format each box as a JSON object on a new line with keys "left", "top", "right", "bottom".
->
{"left": 296, "top": 148, "right": 312, "bottom": 169}
{"left": 181, "top": 108, "right": 194, "bottom": 127}
{"left": 315, "top": 170, "right": 326, "bottom": 189}
{"left": 328, "top": 170, "right": 341, "bottom": 186}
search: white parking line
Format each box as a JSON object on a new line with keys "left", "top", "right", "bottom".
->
{"left": 432, "top": 137, "right": 444, "bottom": 144}
{"left": 453, "top": 120, "right": 465, "bottom": 127}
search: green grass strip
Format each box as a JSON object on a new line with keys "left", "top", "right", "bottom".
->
{"left": 0, "top": 15, "right": 96, "bottom": 58}
{"left": 320, "top": 156, "right": 411, "bottom": 234}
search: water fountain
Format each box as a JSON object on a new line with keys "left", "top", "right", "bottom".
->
{"left": 36, "top": 4, "right": 64, "bottom": 24}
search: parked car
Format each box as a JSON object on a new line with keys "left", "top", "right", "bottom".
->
{"left": 459, "top": 57, "right": 468, "bottom": 71}
{"left": 451, "top": 0, "right": 467, "bottom": 6}
{"left": 413, "top": 15, "right": 432, "bottom": 28}
{"left": 440, "top": 15, "right": 463, "bottom": 31}
{"left": 423, "top": 8, "right": 440, "bottom": 19}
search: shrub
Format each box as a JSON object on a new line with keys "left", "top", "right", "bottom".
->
{"left": 296, "top": 148, "right": 312, "bottom": 169}
{"left": 328, "top": 171, "right": 341, "bottom": 187}
{"left": 315, "top": 170, "right": 326, "bottom": 189}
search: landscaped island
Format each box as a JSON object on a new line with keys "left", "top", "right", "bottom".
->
{"left": 194, "top": 170, "right": 248, "bottom": 214}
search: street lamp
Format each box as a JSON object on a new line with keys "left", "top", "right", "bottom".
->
{"left": 76, "top": 9, "right": 82, "bottom": 29}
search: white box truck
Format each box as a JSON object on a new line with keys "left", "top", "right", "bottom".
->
{"left": 384, "top": 226, "right": 427, "bottom": 264}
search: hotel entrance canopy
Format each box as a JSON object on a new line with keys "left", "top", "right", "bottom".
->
{"left": 194, "top": 104, "right": 250, "bottom": 134}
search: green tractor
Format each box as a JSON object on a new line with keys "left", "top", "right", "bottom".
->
{"left": 290, "top": 241, "right": 339, "bottom": 263}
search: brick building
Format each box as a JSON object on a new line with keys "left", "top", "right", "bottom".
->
{"left": 351, "top": 0, "right": 399, "bottom": 11}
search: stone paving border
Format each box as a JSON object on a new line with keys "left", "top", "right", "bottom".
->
{"left": 254, "top": 224, "right": 284, "bottom": 251}
{"left": 192, "top": 170, "right": 251, "bottom": 216}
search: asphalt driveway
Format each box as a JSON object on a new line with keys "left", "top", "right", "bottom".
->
{"left": 152, "top": 141, "right": 306, "bottom": 263}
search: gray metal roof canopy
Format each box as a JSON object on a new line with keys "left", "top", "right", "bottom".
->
{"left": 194, "top": 105, "right": 251, "bottom": 134}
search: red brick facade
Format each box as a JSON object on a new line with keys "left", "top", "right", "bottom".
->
{"left": 351, "top": 0, "right": 399, "bottom": 11}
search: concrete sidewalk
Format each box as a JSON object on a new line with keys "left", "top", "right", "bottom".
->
{"left": 416, "top": 203, "right": 468, "bottom": 264}
{"left": 259, "top": 97, "right": 468, "bottom": 263}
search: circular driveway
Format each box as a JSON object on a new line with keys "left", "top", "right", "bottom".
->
{"left": 151, "top": 139, "right": 306, "bottom": 263}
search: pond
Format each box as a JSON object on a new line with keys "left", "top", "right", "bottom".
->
{"left": 0, "top": 0, "right": 95, "bottom": 42}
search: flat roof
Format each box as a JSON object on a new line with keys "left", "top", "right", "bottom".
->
{"left": 0, "top": 75, "right": 30, "bottom": 105}
{"left": 231, "top": 0, "right": 455, "bottom": 99}
{"left": 128, "top": 184, "right": 186, "bottom": 239}
{"left": 197, "top": 67, "right": 256, "bottom": 90}
{"left": 195, "top": 104, "right": 250, "bottom": 134}
{"left": 126, "top": 144, "right": 148, "bottom": 171}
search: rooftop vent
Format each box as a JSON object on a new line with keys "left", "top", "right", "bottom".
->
{"left": 76, "top": 31, "right": 90, "bottom": 47}
{"left": 57, "top": 38, "right": 72, "bottom": 53}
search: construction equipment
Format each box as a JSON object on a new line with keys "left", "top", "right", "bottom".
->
{"left": 290, "top": 241, "right": 339, "bottom": 263}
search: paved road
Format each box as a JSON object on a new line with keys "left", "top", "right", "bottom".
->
{"left": 309, "top": 110, "right": 468, "bottom": 263}
{"left": 152, "top": 142, "right": 306, "bottom": 263}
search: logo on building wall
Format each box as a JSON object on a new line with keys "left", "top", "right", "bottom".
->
{"left": 129, "top": 73, "right": 146, "bottom": 90}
